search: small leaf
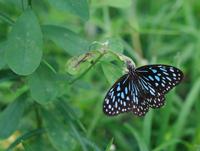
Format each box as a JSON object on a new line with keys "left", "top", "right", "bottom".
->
{"left": 42, "top": 25, "right": 90, "bottom": 56}
{"left": 28, "top": 63, "right": 58, "bottom": 104}
{"left": 101, "top": 61, "right": 123, "bottom": 84}
{"left": 41, "top": 108, "right": 76, "bottom": 151}
{"left": 0, "top": 41, "right": 7, "bottom": 69}
{"left": 104, "top": 37, "right": 124, "bottom": 53}
{"left": 47, "top": 0, "right": 89, "bottom": 21}
{"left": 5, "top": 10, "right": 43, "bottom": 75}
{"left": 0, "top": 94, "right": 26, "bottom": 139}
{"left": 66, "top": 51, "right": 100, "bottom": 75}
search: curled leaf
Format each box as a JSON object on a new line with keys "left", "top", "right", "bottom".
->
{"left": 66, "top": 51, "right": 100, "bottom": 75}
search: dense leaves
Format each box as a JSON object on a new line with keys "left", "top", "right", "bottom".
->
{"left": 41, "top": 108, "right": 76, "bottom": 151}
{"left": 0, "top": 0, "right": 198, "bottom": 151}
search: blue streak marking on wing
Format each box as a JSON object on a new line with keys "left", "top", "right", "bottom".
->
{"left": 125, "top": 87, "right": 128, "bottom": 94}
{"left": 151, "top": 69, "right": 157, "bottom": 73}
{"left": 117, "top": 85, "right": 120, "bottom": 91}
{"left": 112, "top": 96, "right": 115, "bottom": 102}
{"left": 159, "top": 67, "right": 167, "bottom": 72}
{"left": 148, "top": 75, "right": 154, "bottom": 81}
{"left": 155, "top": 76, "right": 160, "bottom": 81}
{"left": 121, "top": 92, "right": 125, "bottom": 99}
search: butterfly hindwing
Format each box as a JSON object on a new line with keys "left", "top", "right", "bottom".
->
{"left": 132, "top": 99, "right": 149, "bottom": 116}
{"left": 147, "top": 95, "right": 165, "bottom": 109}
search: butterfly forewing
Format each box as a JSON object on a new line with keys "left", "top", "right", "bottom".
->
{"left": 103, "top": 74, "right": 150, "bottom": 116}
{"left": 136, "top": 65, "right": 183, "bottom": 94}
{"left": 103, "top": 74, "right": 133, "bottom": 116}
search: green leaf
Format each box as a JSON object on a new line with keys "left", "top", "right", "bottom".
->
{"left": 28, "top": 63, "right": 59, "bottom": 104}
{"left": 41, "top": 108, "right": 76, "bottom": 151}
{"left": 5, "top": 10, "right": 43, "bottom": 75}
{"left": 7, "top": 128, "right": 45, "bottom": 151}
{"left": 42, "top": 25, "right": 90, "bottom": 56}
{"left": 101, "top": 61, "right": 123, "bottom": 84}
{"left": 0, "top": 41, "right": 7, "bottom": 69}
{"left": 47, "top": 0, "right": 89, "bottom": 21}
{"left": 105, "top": 138, "right": 114, "bottom": 151}
{"left": 22, "top": 130, "right": 56, "bottom": 151}
{"left": 173, "top": 78, "right": 200, "bottom": 140}
{"left": 66, "top": 51, "right": 100, "bottom": 75}
{"left": 0, "top": 94, "right": 26, "bottom": 139}
{"left": 105, "top": 37, "right": 124, "bottom": 53}
{"left": 125, "top": 124, "right": 149, "bottom": 151}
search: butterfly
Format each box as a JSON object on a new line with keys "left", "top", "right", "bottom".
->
{"left": 103, "top": 60, "right": 184, "bottom": 116}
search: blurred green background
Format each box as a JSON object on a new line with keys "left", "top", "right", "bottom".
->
{"left": 0, "top": 0, "right": 200, "bottom": 151}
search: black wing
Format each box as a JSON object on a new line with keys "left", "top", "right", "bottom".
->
{"left": 136, "top": 64, "right": 183, "bottom": 94}
{"left": 135, "top": 64, "right": 183, "bottom": 108}
{"left": 103, "top": 74, "right": 149, "bottom": 116}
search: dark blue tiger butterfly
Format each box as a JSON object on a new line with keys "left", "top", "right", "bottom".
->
{"left": 103, "top": 60, "right": 184, "bottom": 116}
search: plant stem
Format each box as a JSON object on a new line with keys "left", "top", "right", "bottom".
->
{"left": 35, "top": 104, "right": 42, "bottom": 128}
{"left": 103, "top": 6, "right": 111, "bottom": 36}
{"left": 6, "top": 128, "right": 45, "bottom": 151}
{"left": 28, "top": 0, "right": 32, "bottom": 8}
{"left": 129, "top": 0, "right": 143, "bottom": 59}
{"left": 69, "top": 52, "right": 105, "bottom": 84}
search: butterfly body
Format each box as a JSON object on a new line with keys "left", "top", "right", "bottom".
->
{"left": 103, "top": 63, "right": 183, "bottom": 117}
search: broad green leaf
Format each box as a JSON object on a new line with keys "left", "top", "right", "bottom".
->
{"left": 28, "top": 63, "right": 58, "bottom": 104}
{"left": 5, "top": 10, "right": 43, "bottom": 75}
{"left": 41, "top": 108, "right": 76, "bottom": 151}
{"left": 42, "top": 25, "right": 90, "bottom": 56}
{"left": 0, "top": 41, "right": 7, "bottom": 69}
{"left": 47, "top": 0, "right": 89, "bottom": 21}
{"left": 0, "top": 94, "right": 26, "bottom": 139}
{"left": 101, "top": 61, "right": 123, "bottom": 84}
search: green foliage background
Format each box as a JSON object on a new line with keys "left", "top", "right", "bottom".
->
{"left": 0, "top": 0, "right": 200, "bottom": 151}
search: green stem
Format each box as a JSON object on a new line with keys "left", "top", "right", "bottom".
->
{"left": 128, "top": 0, "right": 143, "bottom": 59}
{"left": 6, "top": 128, "right": 45, "bottom": 151}
{"left": 69, "top": 52, "right": 105, "bottom": 84}
{"left": 103, "top": 6, "right": 111, "bottom": 36}
{"left": 21, "top": 0, "right": 25, "bottom": 10}
{"left": 34, "top": 104, "right": 42, "bottom": 128}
